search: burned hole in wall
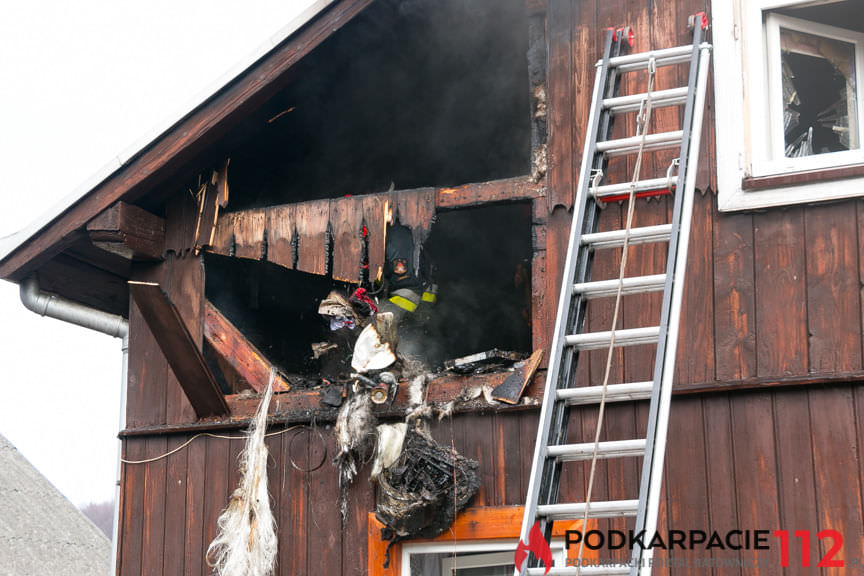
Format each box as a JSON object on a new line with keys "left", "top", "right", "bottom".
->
{"left": 401, "top": 202, "right": 533, "bottom": 368}
{"left": 203, "top": 254, "right": 357, "bottom": 390}
{"left": 203, "top": 201, "right": 532, "bottom": 391}
{"left": 219, "top": 0, "right": 531, "bottom": 210}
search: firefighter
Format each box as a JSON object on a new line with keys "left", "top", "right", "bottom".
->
{"left": 381, "top": 223, "right": 436, "bottom": 322}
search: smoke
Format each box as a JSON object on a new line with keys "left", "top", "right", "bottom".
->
{"left": 225, "top": 0, "right": 532, "bottom": 209}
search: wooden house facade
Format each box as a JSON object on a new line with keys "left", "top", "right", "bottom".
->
{"left": 2, "top": 0, "right": 864, "bottom": 574}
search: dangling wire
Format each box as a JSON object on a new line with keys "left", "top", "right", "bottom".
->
{"left": 577, "top": 56, "right": 658, "bottom": 573}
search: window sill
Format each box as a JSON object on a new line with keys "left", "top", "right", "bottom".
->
{"left": 718, "top": 169, "right": 864, "bottom": 212}
{"left": 742, "top": 163, "right": 864, "bottom": 192}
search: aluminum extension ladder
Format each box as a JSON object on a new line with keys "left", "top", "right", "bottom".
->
{"left": 517, "top": 17, "right": 712, "bottom": 576}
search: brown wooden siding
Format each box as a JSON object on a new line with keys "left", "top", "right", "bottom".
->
{"left": 119, "top": 389, "right": 864, "bottom": 575}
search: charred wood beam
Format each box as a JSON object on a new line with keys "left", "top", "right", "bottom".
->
{"left": 192, "top": 159, "right": 230, "bottom": 255}
{"left": 527, "top": 0, "right": 547, "bottom": 182}
{"left": 208, "top": 177, "right": 545, "bottom": 280}
{"left": 87, "top": 202, "right": 165, "bottom": 261}
{"left": 129, "top": 281, "right": 229, "bottom": 418}
{"left": 434, "top": 176, "right": 545, "bottom": 208}
{"left": 118, "top": 364, "right": 864, "bottom": 436}
{"left": 203, "top": 300, "right": 291, "bottom": 393}
{"left": 119, "top": 370, "right": 522, "bottom": 436}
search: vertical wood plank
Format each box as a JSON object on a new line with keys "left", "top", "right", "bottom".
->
{"left": 127, "top": 262, "right": 168, "bottom": 428}
{"left": 331, "top": 196, "right": 363, "bottom": 284}
{"left": 263, "top": 431, "right": 284, "bottom": 575}
{"left": 342, "top": 458, "right": 374, "bottom": 576}
{"left": 808, "top": 386, "right": 864, "bottom": 573}
{"left": 675, "top": 192, "right": 715, "bottom": 385}
{"left": 496, "top": 411, "right": 525, "bottom": 505}
{"left": 519, "top": 409, "right": 542, "bottom": 501}
{"left": 118, "top": 438, "right": 145, "bottom": 576}
{"left": 753, "top": 209, "right": 807, "bottom": 376}
{"left": 307, "top": 427, "right": 342, "bottom": 576}
{"left": 665, "top": 398, "right": 709, "bottom": 575}
{"left": 280, "top": 427, "right": 307, "bottom": 576}
{"left": 231, "top": 209, "right": 268, "bottom": 261}
{"left": 141, "top": 436, "right": 168, "bottom": 576}
{"left": 730, "top": 393, "right": 782, "bottom": 575}
{"left": 165, "top": 252, "right": 201, "bottom": 425}
{"left": 362, "top": 194, "right": 387, "bottom": 282}
{"left": 184, "top": 435, "right": 207, "bottom": 576}
{"left": 202, "top": 436, "right": 230, "bottom": 571}
{"left": 805, "top": 203, "right": 862, "bottom": 373}
{"left": 701, "top": 395, "right": 742, "bottom": 576}
{"left": 162, "top": 434, "right": 188, "bottom": 575}
{"left": 772, "top": 390, "right": 819, "bottom": 575}
{"left": 294, "top": 200, "right": 330, "bottom": 276}
{"left": 713, "top": 211, "right": 757, "bottom": 382}
{"left": 636, "top": 399, "right": 670, "bottom": 576}
{"left": 546, "top": 0, "right": 573, "bottom": 210}
{"left": 267, "top": 204, "right": 294, "bottom": 270}
{"left": 467, "top": 412, "right": 497, "bottom": 507}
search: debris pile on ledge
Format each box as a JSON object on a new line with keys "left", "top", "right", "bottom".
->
{"left": 375, "top": 425, "right": 479, "bottom": 562}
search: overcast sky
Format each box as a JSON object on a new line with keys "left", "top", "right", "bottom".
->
{"left": 0, "top": 0, "right": 317, "bottom": 507}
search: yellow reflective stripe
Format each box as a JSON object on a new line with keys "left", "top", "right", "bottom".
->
{"left": 421, "top": 291, "right": 437, "bottom": 303}
{"left": 389, "top": 294, "right": 418, "bottom": 312}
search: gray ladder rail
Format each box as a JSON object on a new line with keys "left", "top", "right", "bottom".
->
{"left": 517, "top": 21, "right": 712, "bottom": 576}
{"left": 518, "top": 26, "right": 629, "bottom": 574}
{"left": 629, "top": 24, "right": 712, "bottom": 576}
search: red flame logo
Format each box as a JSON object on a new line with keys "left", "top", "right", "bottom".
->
{"left": 514, "top": 521, "right": 553, "bottom": 575}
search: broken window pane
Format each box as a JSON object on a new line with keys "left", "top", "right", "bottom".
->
{"left": 779, "top": 28, "right": 859, "bottom": 157}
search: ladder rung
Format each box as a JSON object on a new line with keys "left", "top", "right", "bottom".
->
{"left": 603, "top": 86, "right": 689, "bottom": 114}
{"left": 547, "top": 439, "right": 647, "bottom": 462}
{"left": 581, "top": 224, "right": 672, "bottom": 250}
{"left": 565, "top": 327, "right": 660, "bottom": 350}
{"left": 574, "top": 274, "right": 666, "bottom": 299}
{"left": 592, "top": 176, "right": 678, "bottom": 200}
{"left": 557, "top": 382, "right": 654, "bottom": 406}
{"left": 526, "top": 567, "right": 632, "bottom": 575}
{"left": 607, "top": 45, "right": 694, "bottom": 71}
{"left": 596, "top": 130, "right": 683, "bottom": 158}
{"left": 537, "top": 500, "right": 639, "bottom": 520}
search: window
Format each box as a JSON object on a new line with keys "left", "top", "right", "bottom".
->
{"left": 713, "top": 0, "right": 864, "bottom": 210}
{"left": 367, "top": 506, "right": 596, "bottom": 576}
{"left": 404, "top": 542, "right": 565, "bottom": 576}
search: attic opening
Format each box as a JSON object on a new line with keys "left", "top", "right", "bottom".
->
{"left": 219, "top": 0, "right": 532, "bottom": 209}
{"left": 202, "top": 201, "right": 532, "bottom": 390}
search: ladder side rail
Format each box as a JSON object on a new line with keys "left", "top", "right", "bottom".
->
{"left": 538, "top": 28, "right": 628, "bottom": 534}
{"left": 537, "top": 27, "right": 630, "bottom": 541}
{"left": 627, "top": 26, "right": 704, "bottom": 571}
{"left": 633, "top": 42, "right": 711, "bottom": 576}
{"left": 517, "top": 29, "right": 618, "bottom": 576}
{"left": 627, "top": 25, "right": 711, "bottom": 575}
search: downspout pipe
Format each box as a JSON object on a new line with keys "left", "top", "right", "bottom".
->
{"left": 20, "top": 274, "right": 129, "bottom": 576}
{"left": 19, "top": 275, "right": 128, "bottom": 339}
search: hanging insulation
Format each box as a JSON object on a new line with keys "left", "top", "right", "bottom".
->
{"left": 206, "top": 369, "right": 278, "bottom": 576}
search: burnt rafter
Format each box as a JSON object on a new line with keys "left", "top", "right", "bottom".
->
{"left": 129, "top": 281, "right": 229, "bottom": 418}
{"left": 86, "top": 202, "right": 165, "bottom": 261}
{"left": 203, "top": 300, "right": 291, "bottom": 393}
{"left": 207, "top": 176, "right": 544, "bottom": 281}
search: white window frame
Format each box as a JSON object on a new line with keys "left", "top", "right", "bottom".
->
{"left": 713, "top": 0, "right": 864, "bottom": 211}
{"left": 400, "top": 539, "right": 568, "bottom": 576}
